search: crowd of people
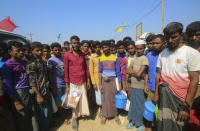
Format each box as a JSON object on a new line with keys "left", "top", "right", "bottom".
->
{"left": 0, "top": 21, "right": 200, "bottom": 131}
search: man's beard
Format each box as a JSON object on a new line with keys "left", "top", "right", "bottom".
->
{"left": 189, "top": 40, "right": 200, "bottom": 49}
{"left": 72, "top": 46, "right": 80, "bottom": 52}
{"left": 167, "top": 42, "right": 179, "bottom": 51}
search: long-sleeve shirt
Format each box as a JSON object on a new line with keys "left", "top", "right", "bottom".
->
{"left": 1, "top": 59, "right": 30, "bottom": 98}
{"left": 98, "top": 54, "right": 122, "bottom": 83}
{"left": 64, "top": 49, "right": 89, "bottom": 85}
{"left": 89, "top": 53, "right": 101, "bottom": 85}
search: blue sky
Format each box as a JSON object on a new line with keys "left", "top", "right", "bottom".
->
{"left": 1, "top": 0, "right": 200, "bottom": 45}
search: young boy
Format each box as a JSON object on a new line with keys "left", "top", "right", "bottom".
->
{"left": 1, "top": 41, "right": 35, "bottom": 131}
{"left": 26, "top": 42, "right": 52, "bottom": 131}
{"left": 99, "top": 40, "right": 122, "bottom": 125}
{"left": 126, "top": 40, "right": 148, "bottom": 130}
{"left": 47, "top": 42, "right": 68, "bottom": 123}
{"left": 116, "top": 40, "right": 128, "bottom": 91}
{"left": 89, "top": 41, "right": 102, "bottom": 116}
{"left": 42, "top": 44, "right": 51, "bottom": 63}
{"left": 22, "top": 44, "right": 32, "bottom": 62}
{"left": 111, "top": 44, "right": 117, "bottom": 55}
{"left": 125, "top": 41, "right": 136, "bottom": 98}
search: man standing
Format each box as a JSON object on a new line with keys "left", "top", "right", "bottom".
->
{"left": 186, "top": 21, "right": 200, "bottom": 51}
{"left": 153, "top": 22, "right": 200, "bottom": 131}
{"left": 64, "top": 35, "right": 90, "bottom": 130}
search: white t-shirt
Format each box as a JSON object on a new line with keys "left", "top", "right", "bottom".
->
{"left": 157, "top": 45, "right": 200, "bottom": 101}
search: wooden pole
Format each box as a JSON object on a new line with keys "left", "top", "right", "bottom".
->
{"left": 162, "top": 0, "right": 164, "bottom": 33}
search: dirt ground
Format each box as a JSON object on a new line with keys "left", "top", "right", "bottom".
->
{"left": 50, "top": 86, "right": 200, "bottom": 131}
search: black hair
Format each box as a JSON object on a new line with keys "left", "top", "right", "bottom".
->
{"left": 61, "top": 47, "right": 66, "bottom": 51}
{"left": 70, "top": 35, "right": 80, "bottom": 41}
{"left": 63, "top": 41, "right": 70, "bottom": 45}
{"left": 101, "top": 40, "right": 111, "bottom": 47}
{"left": 93, "top": 41, "right": 101, "bottom": 48}
{"left": 43, "top": 44, "right": 50, "bottom": 50}
{"left": 31, "top": 41, "right": 43, "bottom": 50}
{"left": 151, "top": 34, "right": 165, "bottom": 42}
{"left": 117, "top": 40, "right": 126, "bottom": 48}
{"left": 22, "top": 44, "right": 31, "bottom": 51}
{"left": 146, "top": 34, "right": 155, "bottom": 43}
{"left": 0, "top": 42, "right": 9, "bottom": 61}
{"left": 109, "top": 39, "right": 115, "bottom": 44}
{"left": 7, "top": 41, "right": 23, "bottom": 50}
{"left": 81, "top": 40, "right": 90, "bottom": 46}
{"left": 123, "top": 36, "right": 132, "bottom": 41}
{"left": 127, "top": 40, "right": 135, "bottom": 47}
{"left": 163, "top": 22, "right": 183, "bottom": 36}
{"left": 50, "top": 42, "right": 61, "bottom": 50}
{"left": 186, "top": 21, "right": 200, "bottom": 36}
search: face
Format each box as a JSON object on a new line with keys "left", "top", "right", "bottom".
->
{"left": 136, "top": 44, "right": 145, "bottom": 56}
{"left": 152, "top": 38, "right": 164, "bottom": 52}
{"left": 9, "top": 46, "right": 24, "bottom": 60}
{"left": 95, "top": 45, "right": 101, "bottom": 54}
{"left": 24, "top": 49, "right": 32, "bottom": 59}
{"left": 188, "top": 31, "right": 200, "bottom": 49}
{"left": 82, "top": 43, "right": 89, "bottom": 52}
{"left": 52, "top": 47, "right": 61, "bottom": 57}
{"left": 127, "top": 45, "right": 135, "bottom": 55}
{"left": 42, "top": 48, "right": 51, "bottom": 59}
{"left": 64, "top": 44, "right": 70, "bottom": 51}
{"left": 117, "top": 45, "right": 125, "bottom": 54}
{"left": 147, "top": 41, "right": 153, "bottom": 51}
{"left": 32, "top": 47, "right": 43, "bottom": 58}
{"left": 71, "top": 39, "right": 80, "bottom": 52}
{"left": 61, "top": 48, "right": 67, "bottom": 55}
{"left": 102, "top": 45, "right": 110, "bottom": 55}
{"left": 165, "top": 32, "right": 182, "bottom": 51}
{"left": 111, "top": 47, "right": 117, "bottom": 54}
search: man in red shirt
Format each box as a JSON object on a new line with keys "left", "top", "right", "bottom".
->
{"left": 64, "top": 35, "right": 90, "bottom": 130}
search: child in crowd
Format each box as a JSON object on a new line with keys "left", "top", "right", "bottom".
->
{"left": 61, "top": 47, "right": 67, "bottom": 56}
{"left": 47, "top": 42, "right": 69, "bottom": 124}
{"left": 99, "top": 40, "right": 122, "bottom": 125}
{"left": 22, "top": 44, "right": 32, "bottom": 61}
{"left": 111, "top": 44, "right": 117, "bottom": 55}
{"left": 145, "top": 34, "right": 155, "bottom": 54}
{"left": 26, "top": 42, "right": 52, "bottom": 131}
{"left": 125, "top": 40, "right": 136, "bottom": 98}
{"left": 126, "top": 40, "right": 148, "bottom": 130}
{"left": 63, "top": 41, "right": 70, "bottom": 52}
{"left": 116, "top": 40, "right": 129, "bottom": 91}
{"left": 42, "top": 44, "right": 51, "bottom": 63}
{"left": 0, "top": 42, "right": 17, "bottom": 131}
{"left": 89, "top": 41, "right": 102, "bottom": 117}
{"left": 2, "top": 41, "right": 36, "bottom": 131}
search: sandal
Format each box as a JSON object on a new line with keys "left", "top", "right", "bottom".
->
{"left": 101, "top": 117, "right": 106, "bottom": 125}
{"left": 72, "top": 120, "right": 78, "bottom": 130}
{"left": 64, "top": 119, "right": 71, "bottom": 125}
{"left": 137, "top": 126, "right": 145, "bottom": 131}
{"left": 115, "top": 117, "right": 121, "bottom": 125}
{"left": 126, "top": 122, "right": 135, "bottom": 129}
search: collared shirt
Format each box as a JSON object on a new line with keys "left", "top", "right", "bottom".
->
{"left": 99, "top": 54, "right": 122, "bottom": 83}
{"left": 146, "top": 51, "right": 159, "bottom": 91}
{"left": 64, "top": 49, "right": 89, "bottom": 85}
{"left": 1, "top": 59, "right": 30, "bottom": 98}
{"left": 89, "top": 53, "right": 101, "bottom": 85}
{"left": 116, "top": 52, "right": 128, "bottom": 81}
{"left": 26, "top": 56, "right": 49, "bottom": 96}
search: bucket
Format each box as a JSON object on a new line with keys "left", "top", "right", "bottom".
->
{"left": 115, "top": 92, "right": 127, "bottom": 109}
{"left": 143, "top": 100, "right": 156, "bottom": 121}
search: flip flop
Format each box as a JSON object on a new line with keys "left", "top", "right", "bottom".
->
{"left": 126, "top": 123, "right": 136, "bottom": 129}
{"left": 137, "top": 126, "right": 145, "bottom": 131}
{"left": 72, "top": 120, "right": 78, "bottom": 130}
{"left": 64, "top": 119, "right": 71, "bottom": 125}
{"left": 115, "top": 118, "right": 121, "bottom": 125}
{"left": 101, "top": 118, "right": 106, "bottom": 125}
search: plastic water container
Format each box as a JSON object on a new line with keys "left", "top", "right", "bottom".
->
{"left": 143, "top": 101, "right": 156, "bottom": 121}
{"left": 115, "top": 92, "right": 127, "bottom": 109}
{"left": 61, "top": 94, "right": 68, "bottom": 109}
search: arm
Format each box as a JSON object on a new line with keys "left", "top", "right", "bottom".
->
{"left": 144, "top": 73, "right": 149, "bottom": 94}
{"left": 98, "top": 59, "right": 103, "bottom": 92}
{"left": 64, "top": 53, "right": 70, "bottom": 92}
{"left": 153, "top": 67, "right": 161, "bottom": 102}
{"left": 130, "top": 65, "right": 147, "bottom": 78}
{"left": 83, "top": 56, "right": 91, "bottom": 90}
{"left": 47, "top": 60, "right": 56, "bottom": 95}
{"left": 125, "top": 58, "right": 129, "bottom": 91}
{"left": 116, "top": 58, "right": 122, "bottom": 90}
{"left": 26, "top": 63, "right": 44, "bottom": 104}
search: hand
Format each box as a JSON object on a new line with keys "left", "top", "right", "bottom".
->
{"left": 87, "top": 80, "right": 91, "bottom": 90}
{"left": 14, "top": 102, "right": 24, "bottom": 111}
{"left": 118, "top": 83, "right": 122, "bottom": 91}
{"left": 65, "top": 87, "right": 70, "bottom": 94}
{"left": 153, "top": 94, "right": 159, "bottom": 103}
{"left": 93, "top": 84, "right": 97, "bottom": 91}
{"left": 37, "top": 95, "right": 44, "bottom": 104}
{"left": 177, "top": 110, "right": 189, "bottom": 121}
{"left": 100, "top": 85, "right": 103, "bottom": 93}
{"left": 144, "top": 86, "right": 149, "bottom": 94}
{"left": 125, "top": 82, "right": 129, "bottom": 91}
